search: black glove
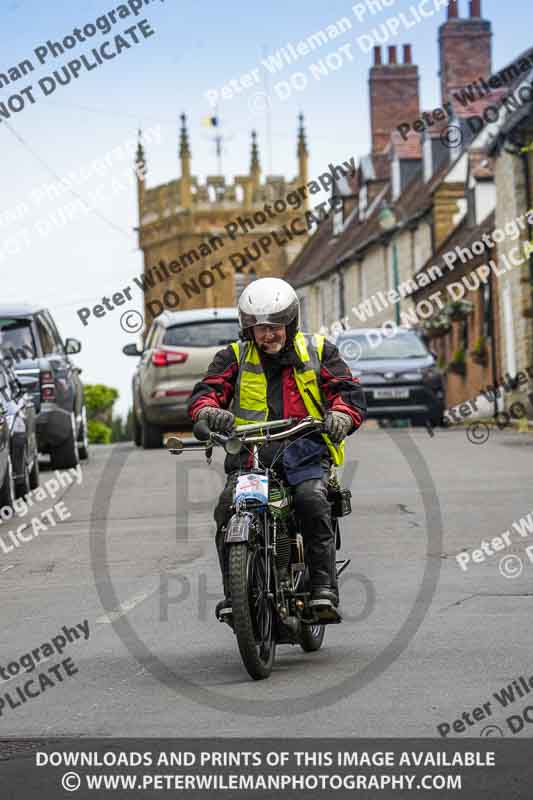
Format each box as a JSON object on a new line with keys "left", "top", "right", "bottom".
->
{"left": 324, "top": 411, "right": 352, "bottom": 444}
{"left": 197, "top": 406, "right": 235, "bottom": 433}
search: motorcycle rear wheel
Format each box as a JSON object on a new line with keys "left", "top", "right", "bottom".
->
{"left": 229, "top": 542, "right": 276, "bottom": 680}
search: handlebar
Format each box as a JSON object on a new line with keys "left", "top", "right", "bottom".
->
{"left": 166, "top": 416, "right": 324, "bottom": 456}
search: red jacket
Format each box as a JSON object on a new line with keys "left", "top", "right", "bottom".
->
{"left": 188, "top": 337, "right": 366, "bottom": 431}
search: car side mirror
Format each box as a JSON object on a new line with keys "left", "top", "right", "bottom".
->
{"left": 123, "top": 343, "right": 142, "bottom": 357}
{"left": 65, "top": 338, "right": 82, "bottom": 354}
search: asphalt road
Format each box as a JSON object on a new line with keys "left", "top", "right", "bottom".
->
{"left": 1, "top": 426, "right": 532, "bottom": 738}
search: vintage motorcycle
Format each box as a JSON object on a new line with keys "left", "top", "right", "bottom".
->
{"left": 166, "top": 416, "right": 352, "bottom": 680}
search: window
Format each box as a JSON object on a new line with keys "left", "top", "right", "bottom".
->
{"left": 163, "top": 320, "right": 240, "bottom": 348}
{"left": 0, "top": 318, "right": 36, "bottom": 359}
{"left": 44, "top": 311, "right": 64, "bottom": 353}
{"left": 34, "top": 314, "right": 56, "bottom": 355}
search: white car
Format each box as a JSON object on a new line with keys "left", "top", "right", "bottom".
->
{"left": 123, "top": 308, "right": 239, "bottom": 448}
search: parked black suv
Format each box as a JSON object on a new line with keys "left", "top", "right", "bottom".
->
{"left": 0, "top": 395, "right": 15, "bottom": 510}
{"left": 0, "top": 305, "right": 88, "bottom": 469}
{"left": 335, "top": 328, "right": 445, "bottom": 426}
{"left": 0, "top": 354, "right": 39, "bottom": 498}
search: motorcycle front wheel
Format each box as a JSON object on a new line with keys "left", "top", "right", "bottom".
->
{"left": 299, "top": 623, "right": 325, "bottom": 652}
{"left": 229, "top": 541, "right": 276, "bottom": 680}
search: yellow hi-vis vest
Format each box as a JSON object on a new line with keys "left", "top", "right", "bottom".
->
{"left": 230, "top": 331, "right": 345, "bottom": 465}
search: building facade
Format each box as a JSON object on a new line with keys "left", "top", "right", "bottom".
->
{"left": 287, "top": 0, "right": 533, "bottom": 416}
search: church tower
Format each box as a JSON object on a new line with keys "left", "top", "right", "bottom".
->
{"left": 136, "top": 115, "right": 310, "bottom": 327}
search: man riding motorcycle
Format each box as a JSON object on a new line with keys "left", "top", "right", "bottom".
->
{"left": 188, "top": 277, "right": 366, "bottom": 623}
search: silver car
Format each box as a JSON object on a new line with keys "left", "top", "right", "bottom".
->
{"left": 123, "top": 308, "right": 240, "bottom": 448}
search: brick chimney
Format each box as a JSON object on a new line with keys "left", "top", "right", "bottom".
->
{"left": 439, "top": 0, "right": 492, "bottom": 108}
{"left": 369, "top": 44, "right": 420, "bottom": 155}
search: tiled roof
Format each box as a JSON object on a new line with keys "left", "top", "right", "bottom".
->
{"left": 411, "top": 209, "right": 497, "bottom": 294}
{"left": 285, "top": 213, "right": 337, "bottom": 288}
{"left": 287, "top": 157, "right": 453, "bottom": 289}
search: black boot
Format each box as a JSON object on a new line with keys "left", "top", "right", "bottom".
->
{"left": 307, "top": 527, "right": 342, "bottom": 622}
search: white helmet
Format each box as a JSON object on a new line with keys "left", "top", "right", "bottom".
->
{"left": 238, "top": 278, "right": 300, "bottom": 338}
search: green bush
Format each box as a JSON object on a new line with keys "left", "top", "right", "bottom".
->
{"left": 84, "top": 384, "right": 119, "bottom": 418}
{"left": 88, "top": 419, "right": 112, "bottom": 444}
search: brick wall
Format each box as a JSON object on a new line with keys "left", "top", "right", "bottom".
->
{"left": 369, "top": 45, "right": 420, "bottom": 155}
{"left": 438, "top": 0, "right": 492, "bottom": 109}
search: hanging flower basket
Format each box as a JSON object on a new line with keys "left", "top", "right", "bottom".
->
{"left": 471, "top": 351, "right": 488, "bottom": 367}
{"left": 470, "top": 337, "right": 488, "bottom": 367}
{"left": 446, "top": 299, "right": 474, "bottom": 322}
{"left": 522, "top": 307, "right": 533, "bottom": 319}
{"left": 448, "top": 349, "right": 466, "bottom": 376}
{"left": 431, "top": 323, "right": 452, "bottom": 339}
{"left": 448, "top": 361, "right": 467, "bottom": 376}
{"left": 421, "top": 313, "right": 452, "bottom": 339}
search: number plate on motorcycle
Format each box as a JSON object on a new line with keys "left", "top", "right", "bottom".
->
{"left": 235, "top": 473, "right": 268, "bottom": 506}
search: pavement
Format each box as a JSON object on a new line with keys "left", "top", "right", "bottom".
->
{"left": 1, "top": 426, "right": 532, "bottom": 738}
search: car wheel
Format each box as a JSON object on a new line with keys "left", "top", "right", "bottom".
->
{"left": 29, "top": 453, "right": 40, "bottom": 490}
{"left": 141, "top": 416, "right": 162, "bottom": 449}
{"left": 77, "top": 406, "right": 89, "bottom": 461}
{"left": 15, "top": 449, "right": 31, "bottom": 499}
{"left": 0, "top": 454, "right": 15, "bottom": 510}
{"left": 133, "top": 412, "right": 142, "bottom": 447}
{"left": 51, "top": 412, "right": 80, "bottom": 470}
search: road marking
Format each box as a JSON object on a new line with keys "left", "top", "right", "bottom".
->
{"left": 96, "top": 587, "right": 159, "bottom": 624}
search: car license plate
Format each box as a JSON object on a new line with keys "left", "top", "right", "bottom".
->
{"left": 373, "top": 388, "right": 410, "bottom": 399}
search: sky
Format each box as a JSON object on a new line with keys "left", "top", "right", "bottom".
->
{"left": 0, "top": 0, "right": 528, "bottom": 416}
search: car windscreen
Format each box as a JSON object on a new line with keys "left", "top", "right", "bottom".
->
{"left": 338, "top": 331, "right": 429, "bottom": 361}
{"left": 163, "top": 320, "right": 240, "bottom": 348}
{"left": 0, "top": 318, "right": 37, "bottom": 360}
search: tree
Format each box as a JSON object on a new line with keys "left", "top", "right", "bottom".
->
{"left": 84, "top": 384, "right": 119, "bottom": 444}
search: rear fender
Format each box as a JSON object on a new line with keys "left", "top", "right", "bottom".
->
{"left": 225, "top": 512, "right": 254, "bottom": 544}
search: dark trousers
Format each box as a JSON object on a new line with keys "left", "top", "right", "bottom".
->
{"left": 214, "top": 472, "right": 337, "bottom": 597}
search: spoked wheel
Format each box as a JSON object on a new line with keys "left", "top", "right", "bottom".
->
{"left": 299, "top": 623, "right": 325, "bottom": 652}
{"left": 229, "top": 542, "right": 276, "bottom": 680}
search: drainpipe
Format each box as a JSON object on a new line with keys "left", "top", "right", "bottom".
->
{"left": 488, "top": 272, "right": 499, "bottom": 419}
{"left": 338, "top": 265, "right": 346, "bottom": 322}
